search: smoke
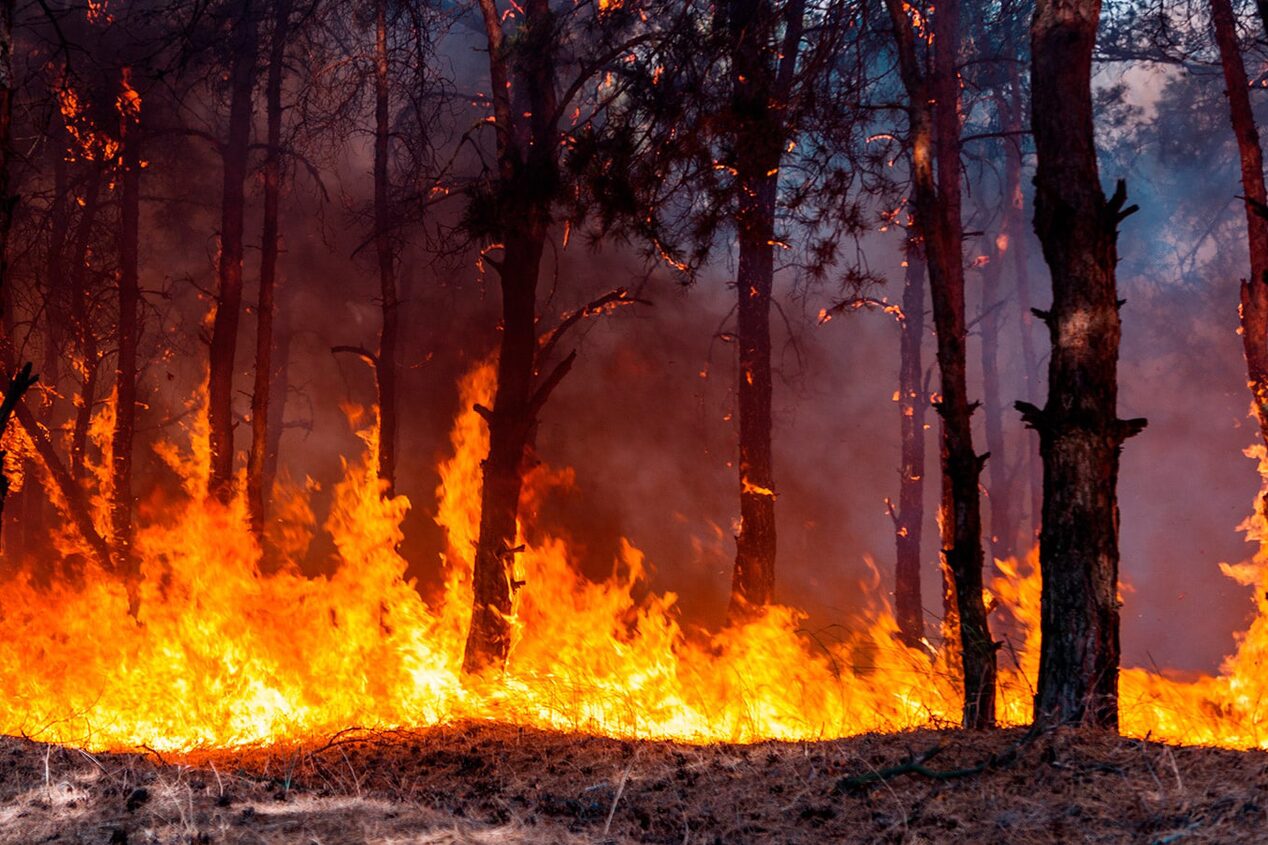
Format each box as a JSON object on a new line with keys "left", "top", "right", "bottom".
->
{"left": 9, "top": 4, "right": 1266, "bottom": 683}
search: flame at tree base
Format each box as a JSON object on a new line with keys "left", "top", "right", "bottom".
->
{"left": 2, "top": 361, "right": 1268, "bottom": 752}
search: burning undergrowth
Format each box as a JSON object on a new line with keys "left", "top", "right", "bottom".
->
{"left": 2, "top": 359, "right": 1268, "bottom": 753}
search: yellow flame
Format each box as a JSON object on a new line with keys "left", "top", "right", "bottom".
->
{"left": 5, "top": 363, "right": 1268, "bottom": 753}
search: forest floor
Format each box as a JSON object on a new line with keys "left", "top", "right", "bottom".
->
{"left": 1, "top": 721, "right": 1266, "bottom": 844}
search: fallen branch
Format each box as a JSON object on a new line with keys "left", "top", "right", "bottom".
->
{"left": 833, "top": 734, "right": 1030, "bottom": 794}
{"left": 13, "top": 399, "right": 114, "bottom": 573}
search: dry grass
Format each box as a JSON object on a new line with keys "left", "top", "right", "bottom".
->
{"left": 3, "top": 722, "right": 1267, "bottom": 843}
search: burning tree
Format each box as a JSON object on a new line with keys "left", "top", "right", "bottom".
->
{"left": 1209, "top": 0, "right": 1268, "bottom": 484}
{"left": 458, "top": 0, "right": 651, "bottom": 673}
{"left": 883, "top": 0, "right": 997, "bottom": 728}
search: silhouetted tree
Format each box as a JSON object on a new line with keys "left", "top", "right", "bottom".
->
{"left": 1020, "top": 0, "right": 1146, "bottom": 729}
{"left": 208, "top": 0, "right": 259, "bottom": 503}
{"left": 884, "top": 0, "right": 996, "bottom": 728}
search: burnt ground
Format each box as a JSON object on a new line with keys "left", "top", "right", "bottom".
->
{"left": 1, "top": 721, "right": 1266, "bottom": 844}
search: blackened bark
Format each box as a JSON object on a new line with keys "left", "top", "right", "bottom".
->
{"left": 1210, "top": 0, "right": 1268, "bottom": 465}
{"left": 463, "top": 0, "right": 561, "bottom": 674}
{"left": 112, "top": 69, "right": 141, "bottom": 580}
{"left": 0, "top": 0, "right": 13, "bottom": 317}
{"left": 0, "top": 0, "right": 21, "bottom": 533}
{"left": 208, "top": 2, "right": 258, "bottom": 503}
{"left": 374, "top": 0, "right": 399, "bottom": 495}
{"left": 885, "top": 0, "right": 995, "bottom": 728}
{"left": 725, "top": 0, "right": 803, "bottom": 617}
{"left": 1023, "top": 0, "right": 1144, "bottom": 730}
{"left": 68, "top": 171, "right": 102, "bottom": 481}
{"left": 894, "top": 237, "right": 927, "bottom": 647}
{"left": 248, "top": 0, "right": 289, "bottom": 542}
{"left": 263, "top": 297, "right": 291, "bottom": 501}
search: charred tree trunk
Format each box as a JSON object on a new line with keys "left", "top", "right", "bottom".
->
{"left": 464, "top": 231, "right": 547, "bottom": 674}
{"left": 374, "top": 0, "right": 399, "bottom": 495}
{"left": 725, "top": 0, "right": 802, "bottom": 617}
{"left": 462, "top": 0, "right": 561, "bottom": 674}
{"left": 263, "top": 298, "right": 291, "bottom": 499}
{"left": 1022, "top": 0, "right": 1144, "bottom": 730}
{"left": 248, "top": 0, "right": 289, "bottom": 542}
{"left": 894, "top": 237, "right": 927, "bottom": 647}
{"left": 207, "top": 2, "right": 258, "bottom": 503}
{"left": 68, "top": 171, "right": 102, "bottom": 481}
{"left": 885, "top": 0, "right": 995, "bottom": 728}
{"left": 111, "top": 70, "right": 141, "bottom": 582}
{"left": 0, "top": 0, "right": 13, "bottom": 311}
{"left": 1210, "top": 0, "right": 1268, "bottom": 468}
{"left": 0, "top": 0, "right": 21, "bottom": 529}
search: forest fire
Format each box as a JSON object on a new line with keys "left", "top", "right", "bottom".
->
{"left": 3, "top": 361, "right": 1268, "bottom": 754}
{"left": 7, "top": 0, "right": 1268, "bottom": 840}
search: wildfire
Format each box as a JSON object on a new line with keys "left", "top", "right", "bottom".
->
{"left": 4, "top": 362, "right": 1268, "bottom": 753}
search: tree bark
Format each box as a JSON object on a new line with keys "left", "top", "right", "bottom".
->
{"left": 894, "top": 237, "right": 927, "bottom": 647}
{"left": 885, "top": 0, "right": 995, "bottom": 728}
{"left": 1023, "top": 0, "right": 1144, "bottom": 730}
{"left": 373, "top": 0, "right": 399, "bottom": 495}
{"left": 726, "top": 0, "right": 783, "bottom": 614}
{"left": 263, "top": 296, "right": 291, "bottom": 502}
{"left": 68, "top": 169, "right": 102, "bottom": 482}
{"left": 464, "top": 230, "right": 547, "bottom": 674}
{"left": 462, "top": 0, "right": 561, "bottom": 674}
{"left": 207, "top": 1, "right": 258, "bottom": 503}
{"left": 978, "top": 191, "right": 1013, "bottom": 565}
{"left": 111, "top": 69, "right": 141, "bottom": 582}
{"left": 1210, "top": 0, "right": 1268, "bottom": 467}
{"left": 0, "top": 0, "right": 12, "bottom": 307}
{"left": 248, "top": 0, "right": 289, "bottom": 542}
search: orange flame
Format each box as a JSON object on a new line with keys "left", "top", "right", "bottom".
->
{"left": 4, "top": 364, "right": 1268, "bottom": 752}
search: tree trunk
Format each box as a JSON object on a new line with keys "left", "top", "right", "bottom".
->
{"left": 884, "top": 0, "right": 995, "bottom": 728}
{"left": 0, "top": 0, "right": 18, "bottom": 536}
{"left": 1023, "top": 0, "right": 1144, "bottom": 730}
{"left": 894, "top": 237, "right": 927, "bottom": 647}
{"left": 0, "top": 0, "right": 13, "bottom": 311}
{"left": 248, "top": 0, "right": 289, "bottom": 542}
{"left": 112, "top": 69, "right": 141, "bottom": 582}
{"left": 68, "top": 169, "right": 102, "bottom": 481}
{"left": 730, "top": 179, "right": 778, "bottom": 613}
{"left": 373, "top": 0, "right": 399, "bottom": 495}
{"left": 263, "top": 298, "right": 291, "bottom": 502}
{"left": 207, "top": 1, "right": 258, "bottom": 503}
{"left": 1005, "top": 66, "right": 1043, "bottom": 542}
{"left": 724, "top": 0, "right": 803, "bottom": 617}
{"left": 463, "top": 232, "right": 544, "bottom": 674}
{"left": 462, "top": 0, "right": 560, "bottom": 674}
{"left": 1210, "top": 0, "right": 1268, "bottom": 466}
{"left": 979, "top": 196, "right": 1012, "bottom": 565}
